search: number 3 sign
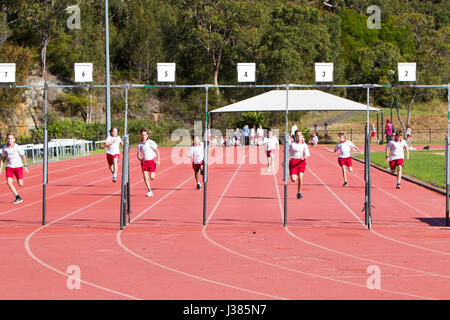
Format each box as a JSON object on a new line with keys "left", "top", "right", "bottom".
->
{"left": 74, "top": 63, "right": 93, "bottom": 82}
{"left": 0, "top": 63, "right": 16, "bottom": 83}
{"left": 315, "top": 63, "right": 333, "bottom": 83}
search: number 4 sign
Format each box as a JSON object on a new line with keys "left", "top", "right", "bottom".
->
{"left": 0, "top": 63, "right": 16, "bottom": 83}
{"left": 237, "top": 63, "right": 256, "bottom": 82}
{"left": 74, "top": 63, "right": 93, "bottom": 82}
{"left": 398, "top": 63, "right": 416, "bottom": 82}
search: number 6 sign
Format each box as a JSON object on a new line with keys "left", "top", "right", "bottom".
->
{"left": 0, "top": 63, "right": 16, "bottom": 83}
{"left": 398, "top": 63, "right": 416, "bottom": 82}
{"left": 74, "top": 63, "right": 93, "bottom": 82}
{"left": 157, "top": 63, "right": 176, "bottom": 82}
{"left": 315, "top": 63, "right": 333, "bottom": 82}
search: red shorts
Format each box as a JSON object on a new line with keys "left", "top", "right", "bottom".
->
{"left": 338, "top": 157, "right": 352, "bottom": 168}
{"left": 192, "top": 161, "right": 204, "bottom": 172}
{"left": 267, "top": 149, "right": 274, "bottom": 158}
{"left": 141, "top": 160, "right": 156, "bottom": 172}
{"left": 106, "top": 153, "right": 120, "bottom": 166}
{"left": 389, "top": 159, "right": 404, "bottom": 169}
{"left": 371, "top": 132, "right": 376, "bottom": 138}
{"left": 324, "top": 134, "right": 328, "bottom": 138}
{"left": 6, "top": 167, "right": 23, "bottom": 180}
{"left": 289, "top": 158, "right": 306, "bottom": 176}
{"left": 407, "top": 134, "right": 411, "bottom": 139}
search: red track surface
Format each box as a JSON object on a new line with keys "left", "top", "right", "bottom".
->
{"left": 0, "top": 145, "right": 448, "bottom": 300}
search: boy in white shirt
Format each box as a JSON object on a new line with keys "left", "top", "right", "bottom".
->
{"left": 104, "top": 127, "right": 123, "bottom": 183}
{"left": 263, "top": 129, "right": 279, "bottom": 172}
{"left": 325, "top": 131, "right": 362, "bottom": 187}
{"left": 386, "top": 130, "right": 409, "bottom": 189}
{"left": 188, "top": 136, "right": 204, "bottom": 190}
{"left": 256, "top": 125, "right": 264, "bottom": 146}
{"left": 0, "top": 133, "right": 29, "bottom": 204}
{"left": 250, "top": 126, "right": 256, "bottom": 146}
{"left": 289, "top": 130, "right": 310, "bottom": 199}
{"left": 137, "top": 128, "right": 160, "bottom": 197}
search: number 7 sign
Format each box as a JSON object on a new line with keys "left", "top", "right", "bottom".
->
{"left": 0, "top": 63, "right": 16, "bottom": 83}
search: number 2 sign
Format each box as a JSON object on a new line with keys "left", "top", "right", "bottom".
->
{"left": 398, "top": 63, "right": 416, "bottom": 82}
{"left": 0, "top": 63, "right": 16, "bottom": 83}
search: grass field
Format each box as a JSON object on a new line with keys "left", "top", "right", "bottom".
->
{"left": 356, "top": 149, "right": 446, "bottom": 189}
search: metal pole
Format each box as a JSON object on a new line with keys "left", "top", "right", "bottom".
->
{"left": 203, "top": 86, "right": 209, "bottom": 226}
{"left": 120, "top": 85, "right": 129, "bottom": 230}
{"left": 283, "top": 85, "right": 289, "bottom": 227}
{"left": 446, "top": 85, "right": 450, "bottom": 226}
{"left": 381, "top": 109, "right": 384, "bottom": 144}
{"left": 42, "top": 83, "right": 48, "bottom": 226}
{"left": 389, "top": 75, "right": 393, "bottom": 122}
{"left": 105, "top": 0, "right": 111, "bottom": 138}
{"left": 366, "top": 86, "right": 372, "bottom": 229}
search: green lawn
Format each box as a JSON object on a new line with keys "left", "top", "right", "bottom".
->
{"left": 356, "top": 149, "right": 446, "bottom": 189}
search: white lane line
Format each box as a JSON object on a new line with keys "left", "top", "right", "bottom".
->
{"left": 314, "top": 153, "right": 450, "bottom": 255}
{"left": 23, "top": 160, "right": 179, "bottom": 300}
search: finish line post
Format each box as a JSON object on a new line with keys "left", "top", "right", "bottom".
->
{"left": 283, "top": 85, "right": 289, "bottom": 227}
{"left": 120, "top": 85, "right": 130, "bottom": 230}
{"left": 203, "top": 85, "right": 209, "bottom": 226}
{"left": 42, "top": 83, "right": 48, "bottom": 226}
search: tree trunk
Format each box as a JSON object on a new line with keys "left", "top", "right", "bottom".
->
{"left": 40, "top": 28, "right": 49, "bottom": 79}
{"left": 395, "top": 97, "right": 406, "bottom": 134}
{"left": 406, "top": 89, "right": 417, "bottom": 128}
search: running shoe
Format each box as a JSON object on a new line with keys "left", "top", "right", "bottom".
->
{"left": 113, "top": 176, "right": 117, "bottom": 183}
{"left": 343, "top": 181, "right": 349, "bottom": 187}
{"left": 12, "top": 197, "right": 23, "bottom": 204}
{"left": 197, "top": 183, "right": 201, "bottom": 190}
{"left": 396, "top": 183, "right": 401, "bottom": 189}
{"left": 146, "top": 191, "right": 154, "bottom": 197}
{"left": 296, "top": 193, "right": 303, "bottom": 199}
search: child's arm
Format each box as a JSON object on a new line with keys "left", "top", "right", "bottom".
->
{"left": 385, "top": 145, "right": 390, "bottom": 162}
{"left": 21, "top": 154, "right": 29, "bottom": 173}
{"left": 353, "top": 145, "right": 363, "bottom": 154}
{"left": 155, "top": 148, "right": 160, "bottom": 166}
{"left": 404, "top": 145, "right": 410, "bottom": 160}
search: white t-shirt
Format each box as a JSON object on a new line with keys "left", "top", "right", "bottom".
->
{"left": 324, "top": 127, "right": 328, "bottom": 135}
{"left": 289, "top": 141, "right": 310, "bottom": 159}
{"left": 105, "top": 135, "right": 123, "bottom": 155}
{"left": 291, "top": 125, "right": 298, "bottom": 136}
{"left": 264, "top": 137, "right": 278, "bottom": 151}
{"left": 334, "top": 140, "right": 355, "bottom": 158}
{"left": 250, "top": 128, "right": 255, "bottom": 137}
{"left": 406, "top": 128, "right": 411, "bottom": 136}
{"left": 2, "top": 144, "right": 25, "bottom": 168}
{"left": 256, "top": 128, "right": 264, "bottom": 137}
{"left": 386, "top": 139, "right": 408, "bottom": 161}
{"left": 189, "top": 143, "right": 204, "bottom": 164}
{"left": 371, "top": 126, "right": 376, "bottom": 133}
{"left": 137, "top": 139, "right": 158, "bottom": 161}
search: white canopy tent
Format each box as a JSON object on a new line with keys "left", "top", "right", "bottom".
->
{"left": 210, "top": 89, "right": 379, "bottom": 113}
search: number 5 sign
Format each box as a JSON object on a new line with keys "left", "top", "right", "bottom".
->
{"left": 398, "top": 63, "right": 416, "bottom": 82}
{"left": 237, "top": 63, "right": 256, "bottom": 82}
{"left": 74, "top": 63, "right": 93, "bottom": 82}
{"left": 157, "top": 63, "right": 176, "bottom": 82}
{"left": 0, "top": 63, "right": 16, "bottom": 83}
{"left": 315, "top": 63, "right": 333, "bottom": 82}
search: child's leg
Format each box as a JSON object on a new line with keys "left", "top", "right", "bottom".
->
{"left": 113, "top": 158, "right": 119, "bottom": 177}
{"left": 194, "top": 170, "right": 199, "bottom": 184}
{"left": 397, "top": 165, "right": 403, "bottom": 184}
{"left": 298, "top": 172, "right": 304, "bottom": 193}
{"left": 142, "top": 171, "right": 152, "bottom": 190}
{"left": 17, "top": 178, "right": 24, "bottom": 187}
{"left": 341, "top": 166, "right": 347, "bottom": 182}
{"left": 6, "top": 177, "right": 19, "bottom": 196}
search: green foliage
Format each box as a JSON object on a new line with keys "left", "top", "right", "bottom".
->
{"left": 231, "top": 112, "right": 268, "bottom": 129}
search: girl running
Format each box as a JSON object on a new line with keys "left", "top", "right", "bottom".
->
{"left": 370, "top": 123, "right": 379, "bottom": 144}
{"left": 324, "top": 131, "right": 362, "bottom": 187}
{"left": 104, "top": 127, "right": 123, "bottom": 183}
{"left": 250, "top": 125, "right": 256, "bottom": 146}
{"left": 234, "top": 128, "right": 241, "bottom": 146}
{"left": 137, "top": 128, "right": 160, "bottom": 197}
{"left": 289, "top": 130, "right": 310, "bottom": 199}
{"left": 324, "top": 123, "right": 329, "bottom": 144}
{"left": 256, "top": 125, "right": 264, "bottom": 146}
{"left": 406, "top": 125, "right": 413, "bottom": 146}
{"left": 0, "top": 133, "right": 29, "bottom": 204}
{"left": 188, "top": 136, "right": 204, "bottom": 190}
{"left": 386, "top": 130, "right": 409, "bottom": 189}
{"left": 263, "top": 129, "right": 279, "bottom": 172}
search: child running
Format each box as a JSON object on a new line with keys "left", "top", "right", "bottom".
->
{"left": 0, "top": 133, "right": 29, "bottom": 204}
{"left": 188, "top": 136, "right": 204, "bottom": 190}
{"left": 324, "top": 131, "right": 362, "bottom": 187}
{"left": 263, "top": 129, "right": 279, "bottom": 172}
{"left": 137, "top": 128, "right": 160, "bottom": 197}
{"left": 324, "top": 123, "right": 329, "bottom": 144}
{"left": 250, "top": 125, "right": 256, "bottom": 146}
{"left": 386, "top": 129, "right": 409, "bottom": 189}
{"left": 104, "top": 127, "right": 123, "bottom": 183}
{"left": 256, "top": 125, "right": 264, "bottom": 146}
{"left": 289, "top": 130, "right": 310, "bottom": 199}
{"left": 370, "top": 123, "right": 379, "bottom": 144}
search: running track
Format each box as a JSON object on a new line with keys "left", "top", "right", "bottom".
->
{"left": 0, "top": 145, "right": 448, "bottom": 299}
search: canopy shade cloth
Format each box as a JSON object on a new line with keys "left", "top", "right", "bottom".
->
{"left": 210, "top": 90, "right": 379, "bottom": 113}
